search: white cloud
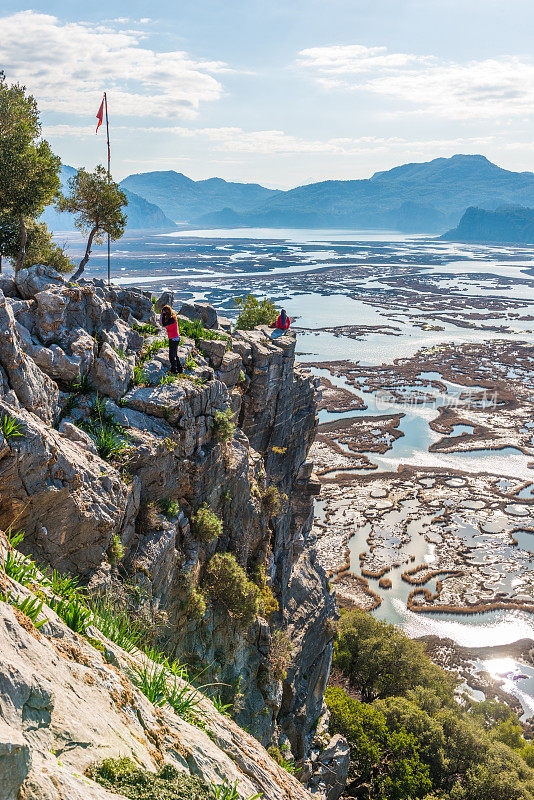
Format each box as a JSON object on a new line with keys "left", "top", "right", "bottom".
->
{"left": 43, "top": 121, "right": 501, "bottom": 157}
{"left": 297, "top": 44, "right": 534, "bottom": 119}
{"left": 0, "top": 11, "right": 227, "bottom": 119}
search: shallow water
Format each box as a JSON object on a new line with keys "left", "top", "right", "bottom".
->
{"left": 79, "top": 227, "right": 534, "bottom": 654}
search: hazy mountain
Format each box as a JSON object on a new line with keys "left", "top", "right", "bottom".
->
{"left": 119, "top": 170, "right": 278, "bottom": 222}
{"left": 230, "top": 155, "right": 534, "bottom": 231}
{"left": 41, "top": 166, "right": 176, "bottom": 232}
{"left": 442, "top": 205, "right": 534, "bottom": 244}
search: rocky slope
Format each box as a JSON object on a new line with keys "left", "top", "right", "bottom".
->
{"left": 0, "top": 265, "right": 344, "bottom": 799}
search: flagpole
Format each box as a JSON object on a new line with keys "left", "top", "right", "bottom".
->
{"left": 104, "top": 92, "right": 111, "bottom": 287}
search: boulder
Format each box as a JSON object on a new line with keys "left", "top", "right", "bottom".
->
{"left": 58, "top": 420, "right": 98, "bottom": 455}
{"left": 179, "top": 300, "right": 219, "bottom": 330}
{"left": 0, "top": 719, "right": 31, "bottom": 800}
{"left": 155, "top": 290, "right": 174, "bottom": 312}
{"left": 89, "top": 343, "right": 134, "bottom": 400}
{"left": 198, "top": 338, "right": 226, "bottom": 369}
{"left": 103, "top": 318, "right": 143, "bottom": 354}
{"left": 308, "top": 735, "right": 350, "bottom": 800}
{"left": 14, "top": 264, "right": 64, "bottom": 300}
{"left": 0, "top": 273, "right": 17, "bottom": 298}
{"left": 216, "top": 351, "right": 243, "bottom": 388}
{"left": 0, "top": 291, "right": 60, "bottom": 425}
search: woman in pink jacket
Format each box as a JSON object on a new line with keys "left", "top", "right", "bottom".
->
{"left": 160, "top": 305, "right": 181, "bottom": 373}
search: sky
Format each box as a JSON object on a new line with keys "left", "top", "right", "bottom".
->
{"left": 2, "top": 1, "right": 534, "bottom": 188}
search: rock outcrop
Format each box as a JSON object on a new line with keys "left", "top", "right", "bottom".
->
{"left": 0, "top": 534, "right": 316, "bottom": 800}
{"left": 0, "top": 266, "right": 341, "bottom": 798}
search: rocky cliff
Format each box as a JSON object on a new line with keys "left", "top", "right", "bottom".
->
{"left": 0, "top": 265, "right": 343, "bottom": 799}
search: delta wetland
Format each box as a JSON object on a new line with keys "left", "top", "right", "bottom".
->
{"left": 78, "top": 226, "right": 534, "bottom": 710}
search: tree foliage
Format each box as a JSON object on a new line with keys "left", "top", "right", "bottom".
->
{"left": 234, "top": 294, "right": 277, "bottom": 330}
{"left": 328, "top": 611, "right": 534, "bottom": 800}
{"left": 0, "top": 72, "right": 61, "bottom": 270}
{"left": 0, "top": 215, "right": 73, "bottom": 273}
{"left": 57, "top": 164, "right": 127, "bottom": 280}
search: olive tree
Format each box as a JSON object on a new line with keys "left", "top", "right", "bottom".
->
{"left": 57, "top": 165, "right": 127, "bottom": 281}
{"left": 0, "top": 73, "right": 61, "bottom": 271}
{"left": 0, "top": 214, "right": 73, "bottom": 273}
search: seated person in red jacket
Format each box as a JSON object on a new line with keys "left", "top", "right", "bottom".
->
{"left": 270, "top": 308, "right": 291, "bottom": 330}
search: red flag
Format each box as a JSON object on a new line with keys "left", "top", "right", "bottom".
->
{"left": 96, "top": 97, "right": 104, "bottom": 134}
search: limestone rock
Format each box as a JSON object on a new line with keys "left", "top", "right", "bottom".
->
{"left": 58, "top": 420, "right": 98, "bottom": 454}
{"left": 14, "top": 264, "right": 64, "bottom": 300}
{"left": 0, "top": 718, "right": 31, "bottom": 800}
{"left": 0, "top": 402, "right": 131, "bottom": 576}
{"left": 179, "top": 300, "right": 219, "bottom": 329}
{"left": 155, "top": 290, "right": 174, "bottom": 312}
{"left": 0, "top": 273, "right": 17, "bottom": 298}
{"left": 89, "top": 342, "right": 134, "bottom": 400}
{"left": 0, "top": 291, "right": 59, "bottom": 424}
{"left": 308, "top": 735, "right": 350, "bottom": 800}
{"left": 0, "top": 563, "right": 315, "bottom": 800}
{"left": 198, "top": 337, "right": 226, "bottom": 368}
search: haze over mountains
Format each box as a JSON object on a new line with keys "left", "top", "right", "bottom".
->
{"left": 44, "top": 156, "right": 534, "bottom": 236}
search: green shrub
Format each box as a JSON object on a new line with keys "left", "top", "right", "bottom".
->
{"left": 210, "top": 780, "right": 261, "bottom": 800}
{"left": 326, "top": 687, "right": 434, "bottom": 800}
{"left": 86, "top": 757, "right": 213, "bottom": 799}
{"left": 261, "top": 486, "right": 287, "bottom": 517}
{"left": 185, "top": 353, "right": 197, "bottom": 371}
{"left": 0, "top": 413, "right": 24, "bottom": 440}
{"left": 267, "top": 745, "right": 299, "bottom": 775}
{"left": 129, "top": 660, "right": 168, "bottom": 707}
{"left": 204, "top": 553, "right": 261, "bottom": 628}
{"left": 133, "top": 323, "right": 158, "bottom": 336}
{"left": 178, "top": 318, "right": 227, "bottom": 345}
{"left": 70, "top": 374, "right": 92, "bottom": 395}
{"left": 52, "top": 595, "right": 91, "bottom": 635}
{"left": 133, "top": 363, "right": 148, "bottom": 385}
{"left": 212, "top": 409, "right": 236, "bottom": 443}
{"left": 268, "top": 630, "right": 292, "bottom": 681}
{"left": 192, "top": 505, "right": 223, "bottom": 543}
{"left": 46, "top": 569, "right": 81, "bottom": 599}
{"left": 179, "top": 572, "right": 207, "bottom": 621}
{"left": 333, "top": 610, "right": 456, "bottom": 704}
{"left": 92, "top": 424, "right": 131, "bottom": 461}
{"left": 108, "top": 534, "right": 125, "bottom": 565}
{"left": 234, "top": 294, "right": 277, "bottom": 330}
{"left": 158, "top": 498, "right": 181, "bottom": 519}
{"left": 88, "top": 596, "right": 145, "bottom": 653}
{"left": 1, "top": 592, "right": 47, "bottom": 630}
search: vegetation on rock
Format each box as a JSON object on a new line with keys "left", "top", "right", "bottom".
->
{"left": 192, "top": 505, "right": 223, "bottom": 542}
{"left": 327, "top": 610, "right": 534, "bottom": 800}
{"left": 204, "top": 553, "right": 262, "bottom": 628}
{"left": 234, "top": 294, "right": 277, "bottom": 330}
{"left": 212, "top": 409, "right": 236, "bottom": 443}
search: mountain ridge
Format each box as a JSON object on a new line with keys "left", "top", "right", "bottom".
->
{"left": 119, "top": 154, "right": 534, "bottom": 232}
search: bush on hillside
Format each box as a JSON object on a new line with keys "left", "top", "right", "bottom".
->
{"left": 333, "top": 609, "right": 456, "bottom": 704}
{"left": 204, "top": 553, "right": 261, "bottom": 628}
{"left": 212, "top": 409, "right": 236, "bottom": 444}
{"left": 191, "top": 505, "right": 223, "bottom": 543}
{"left": 234, "top": 294, "right": 277, "bottom": 330}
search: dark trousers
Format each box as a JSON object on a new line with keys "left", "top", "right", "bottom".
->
{"left": 169, "top": 338, "right": 180, "bottom": 372}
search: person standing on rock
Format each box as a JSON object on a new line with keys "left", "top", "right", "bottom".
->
{"left": 160, "top": 305, "right": 181, "bottom": 374}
